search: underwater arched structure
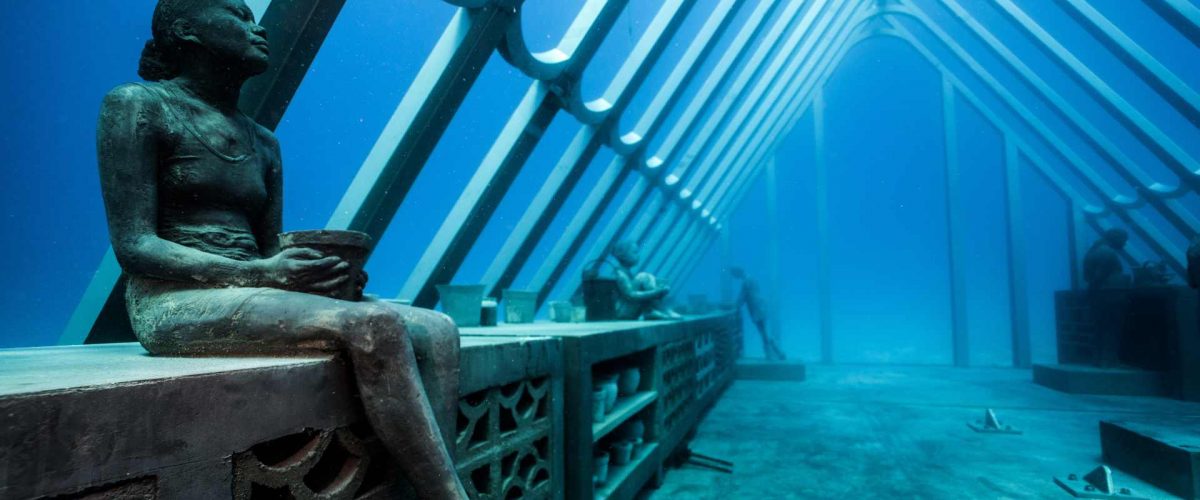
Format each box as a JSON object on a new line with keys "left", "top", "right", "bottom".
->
{"left": 59, "top": 0, "right": 1200, "bottom": 372}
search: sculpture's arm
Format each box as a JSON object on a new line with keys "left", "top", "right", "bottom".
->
{"left": 97, "top": 84, "right": 300, "bottom": 287}
{"left": 615, "top": 270, "right": 667, "bottom": 302}
{"left": 256, "top": 131, "right": 283, "bottom": 258}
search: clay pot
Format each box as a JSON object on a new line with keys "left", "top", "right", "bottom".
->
{"left": 594, "top": 374, "right": 618, "bottom": 414}
{"left": 502, "top": 290, "right": 538, "bottom": 324}
{"left": 611, "top": 440, "right": 634, "bottom": 466}
{"left": 435, "top": 284, "right": 486, "bottom": 327}
{"left": 617, "top": 366, "right": 641, "bottom": 396}
{"left": 592, "top": 388, "right": 607, "bottom": 423}
{"left": 548, "top": 301, "right": 573, "bottom": 323}
{"left": 625, "top": 419, "right": 645, "bottom": 442}
{"left": 593, "top": 451, "right": 610, "bottom": 486}
{"left": 278, "top": 230, "right": 371, "bottom": 301}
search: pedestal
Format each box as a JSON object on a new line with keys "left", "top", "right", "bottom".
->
{"left": 1032, "top": 363, "right": 1167, "bottom": 397}
{"left": 1100, "top": 418, "right": 1200, "bottom": 499}
{"left": 1044, "top": 287, "right": 1200, "bottom": 401}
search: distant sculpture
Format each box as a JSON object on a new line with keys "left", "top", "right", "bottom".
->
{"left": 97, "top": 1, "right": 466, "bottom": 497}
{"left": 602, "top": 241, "right": 680, "bottom": 320}
{"left": 728, "top": 267, "right": 786, "bottom": 360}
{"left": 1188, "top": 238, "right": 1200, "bottom": 289}
{"left": 1083, "top": 229, "right": 1131, "bottom": 290}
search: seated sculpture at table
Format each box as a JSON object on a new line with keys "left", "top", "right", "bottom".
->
{"left": 97, "top": 1, "right": 466, "bottom": 497}
{"left": 598, "top": 241, "right": 681, "bottom": 320}
{"left": 1084, "top": 228, "right": 1131, "bottom": 290}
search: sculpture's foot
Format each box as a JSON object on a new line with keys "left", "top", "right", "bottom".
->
{"left": 645, "top": 308, "right": 683, "bottom": 321}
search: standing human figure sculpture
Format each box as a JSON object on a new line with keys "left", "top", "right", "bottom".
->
{"left": 602, "top": 241, "right": 680, "bottom": 320}
{"left": 728, "top": 267, "right": 786, "bottom": 360}
{"left": 1083, "top": 228, "right": 1131, "bottom": 290}
{"left": 97, "top": 1, "right": 467, "bottom": 497}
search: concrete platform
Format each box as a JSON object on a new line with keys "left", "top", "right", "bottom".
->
{"left": 735, "top": 359, "right": 806, "bottom": 381}
{"left": 1101, "top": 418, "right": 1200, "bottom": 499}
{"left": 1033, "top": 363, "right": 1168, "bottom": 397}
{"left": 0, "top": 337, "right": 565, "bottom": 499}
{"left": 649, "top": 365, "right": 1200, "bottom": 499}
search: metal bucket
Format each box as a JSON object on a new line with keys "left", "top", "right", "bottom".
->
{"left": 582, "top": 278, "right": 619, "bottom": 321}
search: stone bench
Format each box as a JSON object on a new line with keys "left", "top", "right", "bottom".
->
{"left": 0, "top": 337, "right": 563, "bottom": 499}
{"left": 0, "top": 314, "right": 741, "bottom": 500}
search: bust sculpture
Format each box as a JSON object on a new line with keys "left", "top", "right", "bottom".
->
{"left": 599, "top": 241, "right": 680, "bottom": 320}
{"left": 97, "top": 1, "right": 466, "bottom": 497}
{"left": 1083, "top": 228, "right": 1131, "bottom": 290}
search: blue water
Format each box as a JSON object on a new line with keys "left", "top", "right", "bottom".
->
{"left": 0, "top": 0, "right": 1197, "bottom": 369}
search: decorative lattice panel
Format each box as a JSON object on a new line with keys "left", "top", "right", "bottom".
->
{"left": 455, "top": 377, "right": 554, "bottom": 500}
{"left": 233, "top": 427, "right": 374, "bottom": 499}
{"left": 660, "top": 339, "right": 698, "bottom": 432}
{"left": 232, "top": 376, "right": 553, "bottom": 500}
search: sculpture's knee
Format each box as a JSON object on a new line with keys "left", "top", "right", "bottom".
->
{"left": 634, "top": 272, "right": 657, "bottom": 290}
{"left": 411, "top": 308, "right": 460, "bottom": 355}
{"left": 343, "top": 303, "right": 408, "bottom": 356}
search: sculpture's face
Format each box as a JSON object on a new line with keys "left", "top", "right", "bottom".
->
{"left": 615, "top": 246, "right": 639, "bottom": 267}
{"left": 186, "top": 0, "right": 270, "bottom": 76}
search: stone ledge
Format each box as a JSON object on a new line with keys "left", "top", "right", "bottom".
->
{"left": 0, "top": 336, "right": 562, "bottom": 499}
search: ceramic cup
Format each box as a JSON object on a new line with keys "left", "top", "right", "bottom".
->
{"left": 593, "top": 451, "right": 610, "bottom": 486}
{"left": 592, "top": 388, "right": 607, "bottom": 423}
{"left": 611, "top": 440, "right": 634, "bottom": 466}
{"left": 617, "top": 366, "right": 641, "bottom": 396}
{"left": 604, "top": 380, "right": 618, "bottom": 413}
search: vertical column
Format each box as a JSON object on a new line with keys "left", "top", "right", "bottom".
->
{"left": 942, "top": 76, "right": 970, "bottom": 367}
{"left": 814, "top": 89, "right": 834, "bottom": 364}
{"left": 1003, "top": 136, "right": 1032, "bottom": 367}
{"left": 766, "top": 158, "right": 784, "bottom": 354}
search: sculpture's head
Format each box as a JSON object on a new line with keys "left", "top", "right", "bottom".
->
{"left": 613, "top": 240, "right": 640, "bottom": 267}
{"left": 139, "top": 0, "right": 270, "bottom": 82}
{"left": 727, "top": 267, "right": 745, "bottom": 279}
{"left": 1102, "top": 228, "right": 1129, "bottom": 250}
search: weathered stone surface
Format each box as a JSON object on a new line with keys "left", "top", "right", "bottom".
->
{"left": 0, "top": 337, "right": 562, "bottom": 499}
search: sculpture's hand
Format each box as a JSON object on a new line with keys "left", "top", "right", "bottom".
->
{"left": 657, "top": 285, "right": 671, "bottom": 298}
{"left": 256, "top": 248, "right": 350, "bottom": 293}
{"left": 356, "top": 270, "right": 369, "bottom": 296}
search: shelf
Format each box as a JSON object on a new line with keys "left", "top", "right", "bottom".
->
{"left": 592, "top": 391, "right": 657, "bottom": 442}
{"left": 594, "top": 442, "right": 659, "bottom": 500}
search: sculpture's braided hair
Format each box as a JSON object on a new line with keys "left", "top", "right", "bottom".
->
{"left": 138, "top": 0, "right": 205, "bottom": 81}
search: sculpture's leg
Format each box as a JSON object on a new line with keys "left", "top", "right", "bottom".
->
{"left": 753, "top": 317, "right": 786, "bottom": 360}
{"left": 634, "top": 272, "right": 664, "bottom": 319}
{"left": 126, "top": 283, "right": 467, "bottom": 499}
{"left": 341, "top": 305, "right": 467, "bottom": 499}
{"left": 390, "top": 305, "right": 462, "bottom": 458}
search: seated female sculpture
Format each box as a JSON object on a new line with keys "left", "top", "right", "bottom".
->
{"left": 97, "top": 1, "right": 467, "bottom": 497}
{"left": 599, "top": 241, "right": 680, "bottom": 320}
